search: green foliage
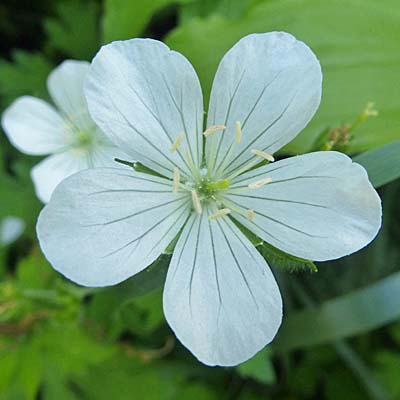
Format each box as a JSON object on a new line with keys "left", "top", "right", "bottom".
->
{"left": 237, "top": 348, "right": 276, "bottom": 385}
{"left": 102, "top": 0, "right": 177, "bottom": 42}
{"left": 0, "top": 51, "right": 52, "bottom": 105}
{"left": 166, "top": 0, "right": 400, "bottom": 154}
{"left": 44, "top": 0, "right": 100, "bottom": 59}
{"left": 354, "top": 140, "right": 400, "bottom": 188}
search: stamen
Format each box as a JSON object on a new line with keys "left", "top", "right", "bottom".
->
{"left": 251, "top": 149, "right": 275, "bottom": 162}
{"left": 235, "top": 121, "right": 242, "bottom": 143}
{"left": 191, "top": 191, "right": 202, "bottom": 214}
{"left": 203, "top": 125, "right": 226, "bottom": 137}
{"left": 248, "top": 177, "right": 273, "bottom": 189}
{"left": 172, "top": 167, "right": 180, "bottom": 193}
{"left": 170, "top": 133, "right": 184, "bottom": 152}
{"left": 247, "top": 210, "right": 255, "bottom": 221}
{"left": 208, "top": 208, "right": 231, "bottom": 220}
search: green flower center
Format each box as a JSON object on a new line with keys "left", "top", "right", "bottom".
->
{"left": 75, "top": 131, "right": 92, "bottom": 148}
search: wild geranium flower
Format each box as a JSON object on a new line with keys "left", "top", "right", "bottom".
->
{"left": 1, "top": 60, "right": 126, "bottom": 203}
{"left": 37, "top": 32, "right": 381, "bottom": 366}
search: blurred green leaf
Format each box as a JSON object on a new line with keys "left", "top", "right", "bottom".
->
{"left": 276, "top": 271, "right": 400, "bottom": 352}
{"left": 179, "top": 0, "right": 261, "bottom": 23}
{"left": 373, "top": 351, "right": 400, "bottom": 399}
{"left": 167, "top": 0, "right": 400, "bottom": 154}
{"left": 117, "top": 289, "right": 164, "bottom": 337}
{"left": 175, "top": 382, "right": 218, "bottom": 400}
{"left": 78, "top": 356, "right": 187, "bottom": 400}
{"left": 237, "top": 348, "right": 275, "bottom": 385}
{"left": 0, "top": 159, "right": 42, "bottom": 230}
{"left": 0, "top": 50, "right": 52, "bottom": 105}
{"left": 102, "top": 0, "right": 176, "bottom": 42}
{"left": 44, "top": 0, "right": 99, "bottom": 60}
{"left": 354, "top": 140, "right": 400, "bottom": 188}
{"left": 87, "top": 255, "right": 169, "bottom": 336}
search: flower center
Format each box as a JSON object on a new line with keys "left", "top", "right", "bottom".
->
{"left": 75, "top": 131, "right": 93, "bottom": 148}
{"left": 168, "top": 121, "right": 276, "bottom": 220}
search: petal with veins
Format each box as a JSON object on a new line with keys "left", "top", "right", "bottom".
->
{"left": 224, "top": 151, "right": 382, "bottom": 261}
{"left": 37, "top": 168, "right": 191, "bottom": 286}
{"left": 85, "top": 39, "right": 204, "bottom": 178}
{"left": 206, "top": 32, "right": 322, "bottom": 178}
{"left": 163, "top": 207, "right": 282, "bottom": 366}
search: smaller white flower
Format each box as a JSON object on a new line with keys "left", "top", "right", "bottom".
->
{"left": 1, "top": 60, "right": 126, "bottom": 203}
{"left": 0, "top": 216, "right": 25, "bottom": 245}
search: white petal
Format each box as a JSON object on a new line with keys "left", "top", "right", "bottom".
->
{"left": 1, "top": 96, "right": 67, "bottom": 155}
{"left": 224, "top": 151, "right": 382, "bottom": 261}
{"left": 206, "top": 32, "right": 322, "bottom": 178}
{"left": 0, "top": 216, "right": 25, "bottom": 245}
{"left": 37, "top": 168, "right": 191, "bottom": 286}
{"left": 31, "top": 151, "right": 88, "bottom": 203}
{"left": 85, "top": 39, "right": 204, "bottom": 178}
{"left": 47, "top": 60, "right": 95, "bottom": 132}
{"left": 163, "top": 207, "right": 282, "bottom": 366}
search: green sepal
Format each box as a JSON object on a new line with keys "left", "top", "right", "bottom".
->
{"left": 259, "top": 242, "right": 318, "bottom": 273}
{"left": 114, "top": 159, "right": 167, "bottom": 179}
{"left": 231, "top": 219, "right": 316, "bottom": 272}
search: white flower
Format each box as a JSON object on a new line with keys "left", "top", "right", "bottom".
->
{"left": 0, "top": 216, "right": 25, "bottom": 245}
{"left": 1, "top": 60, "right": 126, "bottom": 203}
{"left": 36, "top": 32, "right": 382, "bottom": 366}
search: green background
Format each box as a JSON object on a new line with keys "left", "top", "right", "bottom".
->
{"left": 0, "top": 0, "right": 400, "bottom": 399}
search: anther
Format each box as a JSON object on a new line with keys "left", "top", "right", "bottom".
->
{"left": 247, "top": 210, "right": 255, "bottom": 221}
{"left": 191, "top": 191, "right": 202, "bottom": 214}
{"left": 248, "top": 177, "right": 273, "bottom": 189}
{"left": 251, "top": 149, "right": 275, "bottom": 162}
{"left": 172, "top": 167, "right": 180, "bottom": 193}
{"left": 235, "top": 121, "right": 242, "bottom": 143}
{"left": 170, "top": 133, "right": 184, "bottom": 152}
{"left": 209, "top": 208, "right": 231, "bottom": 220}
{"left": 203, "top": 125, "right": 226, "bottom": 137}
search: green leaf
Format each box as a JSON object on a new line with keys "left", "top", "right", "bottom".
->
{"left": 87, "top": 255, "right": 169, "bottom": 335}
{"left": 237, "top": 348, "right": 276, "bottom": 385}
{"left": 0, "top": 51, "right": 52, "bottom": 105}
{"left": 373, "top": 351, "right": 400, "bottom": 399}
{"left": 0, "top": 159, "right": 42, "bottom": 231}
{"left": 44, "top": 0, "right": 100, "bottom": 59}
{"left": 102, "top": 0, "right": 175, "bottom": 42}
{"left": 354, "top": 140, "right": 400, "bottom": 188}
{"left": 166, "top": 0, "right": 400, "bottom": 154}
{"left": 275, "top": 271, "right": 400, "bottom": 352}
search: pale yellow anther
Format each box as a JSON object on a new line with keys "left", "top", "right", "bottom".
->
{"left": 208, "top": 208, "right": 231, "bottom": 220}
{"left": 248, "top": 177, "right": 273, "bottom": 189}
{"left": 172, "top": 167, "right": 180, "bottom": 193}
{"left": 247, "top": 210, "right": 255, "bottom": 221}
{"left": 170, "top": 133, "right": 184, "bottom": 152}
{"left": 203, "top": 125, "right": 226, "bottom": 137}
{"left": 191, "top": 191, "right": 202, "bottom": 214}
{"left": 251, "top": 149, "right": 275, "bottom": 162}
{"left": 235, "top": 121, "right": 242, "bottom": 143}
